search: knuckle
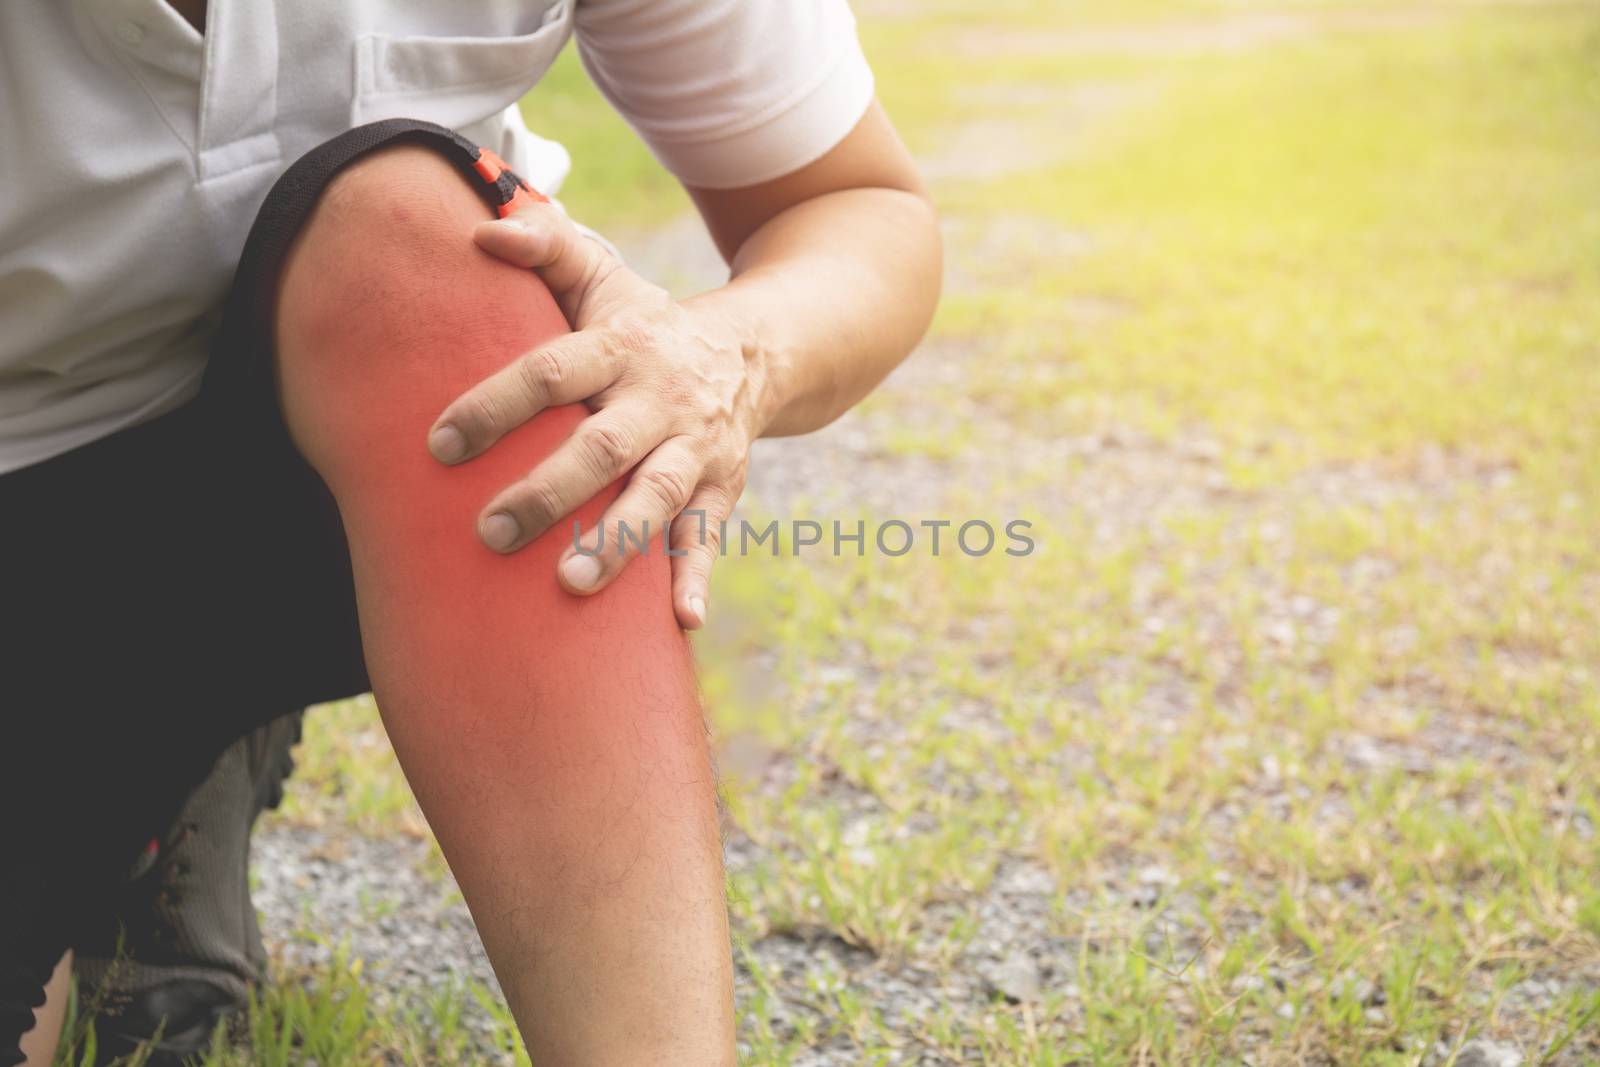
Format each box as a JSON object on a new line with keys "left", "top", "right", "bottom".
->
{"left": 689, "top": 540, "right": 719, "bottom": 575}
{"left": 520, "top": 478, "right": 568, "bottom": 527}
{"left": 578, "top": 240, "right": 622, "bottom": 282}
{"left": 603, "top": 514, "right": 651, "bottom": 559}
{"left": 700, "top": 521, "right": 722, "bottom": 553}
{"left": 544, "top": 221, "right": 574, "bottom": 262}
{"left": 579, "top": 422, "right": 635, "bottom": 476}
{"left": 518, "top": 348, "right": 566, "bottom": 402}
{"left": 639, "top": 465, "right": 693, "bottom": 511}
{"left": 458, "top": 390, "right": 508, "bottom": 438}
{"left": 698, "top": 481, "right": 734, "bottom": 516}
{"left": 607, "top": 317, "right": 658, "bottom": 357}
{"left": 669, "top": 506, "right": 718, "bottom": 556}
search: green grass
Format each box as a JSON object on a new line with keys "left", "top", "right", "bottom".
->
{"left": 68, "top": 2, "right": 1600, "bottom": 1063}
{"left": 52, "top": 944, "right": 533, "bottom": 1067}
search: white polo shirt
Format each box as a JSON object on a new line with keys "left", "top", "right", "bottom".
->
{"left": 0, "top": 0, "right": 874, "bottom": 473}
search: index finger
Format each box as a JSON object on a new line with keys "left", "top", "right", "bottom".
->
{"left": 428, "top": 331, "right": 623, "bottom": 463}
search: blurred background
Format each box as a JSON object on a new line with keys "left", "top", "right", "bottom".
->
{"left": 137, "top": 1, "right": 1600, "bottom": 1063}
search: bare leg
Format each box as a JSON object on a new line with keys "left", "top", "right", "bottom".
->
{"left": 275, "top": 145, "right": 734, "bottom": 1064}
{"left": 17, "top": 951, "right": 68, "bottom": 1067}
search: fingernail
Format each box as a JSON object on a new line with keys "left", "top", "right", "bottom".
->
{"left": 429, "top": 425, "right": 467, "bottom": 463}
{"left": 483, "top": 216, "right": 531, "bottom": 235}
{"left": 482, "top": 513, "right": 520, "bottom": 552}
{"left": 687, "top": 595, "right": 707, "bottom": 628}
{"left": 561, "top": 552, "right": 603, "bottom": 591}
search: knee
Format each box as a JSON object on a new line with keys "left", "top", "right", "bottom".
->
{"left": 275, "top": 144, "right": 569, "bottom": 474}
{"left": 279, "top": 145, "right": 496, "bottom": 357}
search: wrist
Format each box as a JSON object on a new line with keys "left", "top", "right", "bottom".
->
{"left": 686, "top": 287, "right": 790, "bottom": 443}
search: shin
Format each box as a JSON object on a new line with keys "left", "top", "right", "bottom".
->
{"left": 276, "top": 145, "right": 734, "bottom": 1064}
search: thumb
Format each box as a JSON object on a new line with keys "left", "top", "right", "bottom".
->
{"left": 474, "top": 202, "right": 619, "bottom": 323}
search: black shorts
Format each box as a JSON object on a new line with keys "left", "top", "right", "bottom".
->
{"left": 1, "top": 118, "right": 541, "bottom": 1064}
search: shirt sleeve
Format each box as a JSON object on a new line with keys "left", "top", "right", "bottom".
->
{"left": 572, "top": 0, "right": 875, "bottom": 189}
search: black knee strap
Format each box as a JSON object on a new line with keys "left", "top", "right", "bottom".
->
{"left": 200, "top": 119, "right": 543, "bottom": 725}
{"left": 212, "top": 118, "right": 541, "bottom": 409}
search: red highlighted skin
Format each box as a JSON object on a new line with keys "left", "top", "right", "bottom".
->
{"left": 276, "top": 145, "right": 733, "bottom": 1060}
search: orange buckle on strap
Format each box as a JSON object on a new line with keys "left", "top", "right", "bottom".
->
{"left": 473, "top": 147, "right": 547, "bottom": 218}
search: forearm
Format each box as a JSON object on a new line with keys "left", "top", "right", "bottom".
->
{"left": 686, "top": 185, "right": 941, "bottom": 439}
